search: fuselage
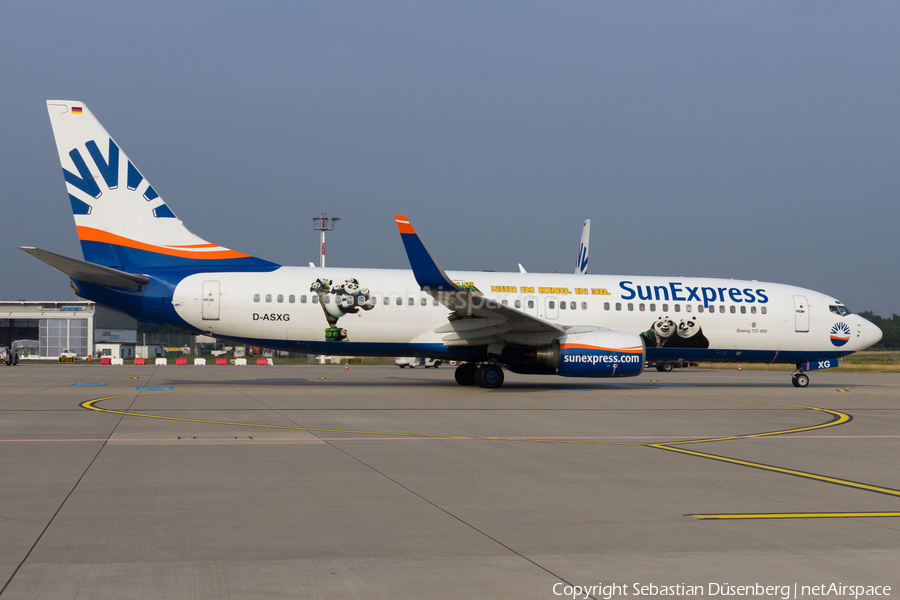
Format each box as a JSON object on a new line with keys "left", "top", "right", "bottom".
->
{"left": 132, "top": 266, "right": 882, "bottom": 364}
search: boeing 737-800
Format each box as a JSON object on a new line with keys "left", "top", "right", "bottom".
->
{"left": 23, "top": 101, "right": 883, "bottom": 388}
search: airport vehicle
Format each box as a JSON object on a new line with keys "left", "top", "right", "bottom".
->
{"left": 395, "top": 357, "right": 442, "bottom": 368}
{"left": 24, "top": 101, "right": 882, "bottom": 388}
{"left": 0, "top": 347, "right": 18, "bottom": 366}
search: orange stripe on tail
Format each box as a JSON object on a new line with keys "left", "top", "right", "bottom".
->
{"left": 76, "top": 226, "right": 250, "bottom": 260}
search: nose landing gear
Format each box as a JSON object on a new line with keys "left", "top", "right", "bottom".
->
{"left": 791, "top": 369, "right": 809, "bottom": 388}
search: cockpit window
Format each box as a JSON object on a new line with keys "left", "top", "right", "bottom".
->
{"left": 830, "top": 305, "right": 851, "bottom": 316}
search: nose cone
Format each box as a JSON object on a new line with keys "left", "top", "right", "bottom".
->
{"left": 859, "top": 316, "right": 883, "bottom": 349}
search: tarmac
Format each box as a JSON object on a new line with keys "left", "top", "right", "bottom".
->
{"left": 1, "top": 364, "right": 899, "bottom": 599}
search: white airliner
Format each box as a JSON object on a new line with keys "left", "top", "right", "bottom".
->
{"left": 24, "top": 101, "right": 882, "bottom": 388}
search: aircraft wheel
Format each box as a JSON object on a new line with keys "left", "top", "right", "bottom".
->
{"left": 455, "top": 363, "right": 478, "bottom": 386}
{"left": 793, "top": 373, "right": 809, "bottom": 388}
{"left": 475, "top": 364, "right": 504, "bottom": 388}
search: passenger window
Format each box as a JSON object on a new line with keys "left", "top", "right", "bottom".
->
{"left": 719, "top": 305, "right": 725, "bottom": 313}
{"left": 300, "top": 295, "right": 307, "bottom": 303}
{"left": 312, "top": 295, "right": 319, "bottom": 304}
{"left": 570, "top": 302, "right": 576, "bottom": 310}
{"left": 421, "top": 298, "right": 427, "bottom": 306}
{"left": 650, "top": 303, "right": 656, "bottom": 312}
{"left": 740, "top": 306, "right": 746, "bottom": 314}
{"left": 698, "top": 305, "right": 704, "bottom": 313}
{"left": 604, "top": 302, "right": 610, "bottom": 310}
{"left": 433, "top": 299, "right": 439, "bottom": 306}
{"left": 408, "top": 298, "right": 414, "bottom": 306}
{"left": 639, "top": 303, "right": 645, "bottom": 311}
{"left": 662, "top": 304, "right": 668, "bottom": 312}
{"left": 396, "top": 297, "right": 402, "bottom": 306}
{"left": 288, "top": 295, "right": 295, "bottom": 303}
{"left": 627, "top": 303, "right": 633, "bottom": 311}
{"left": 502, "top": 299, "right": 508, "bottom": 306}
{"left": 560, "top": 302, "right": 566, "bottom": 310}
{"left": 515, "top": 300, "right": 521, "bottom": 309}
{"left": 615, "top": 303, "right": 621, "bottom": 311}
{"left": 708, "top": 305, "right": 714, "bottom": 313}
{"left": 253, "top": 294, "right": 260, "bottom": 302}
{"left": 581, "top": 302, "right": 587, "bottom": 310}
{"left": 751, "top": 306, "right": 757, "bottom": 314}
{"left": 324, "top": 296, "right": 330, "bottom": 304}
{"left": 761, "top": 307, "right": 767, "bottom": 314}
{"left": 265, "top": 294, "right": 272, "bottom": 303}
{"left": 730, "top": 306, "right": 736, "bottom": 314}
{"left": 674, "top": 304, "right": 681, "bottom": 313}
{"left": 277, "top": 294, "right": 283, "bottom": 303}
{"left": 686, "top": 304, "right": 692, "bottom": 312}
{"left": 549, "top": 301, "right": 556, "bottom": 309}
{"left": 528, "top": 300, "right": 535, "bottom": 309}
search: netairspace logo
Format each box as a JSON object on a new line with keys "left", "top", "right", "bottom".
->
{"left": 551, "top": 581, "right": 892, "bottom": 600}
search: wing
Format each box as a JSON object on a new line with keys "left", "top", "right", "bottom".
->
{"left": 394, "top": 215, "right": 564, "bottom": 349}
{"left": 20, "top": 246, "right": 150, "bottom": 287}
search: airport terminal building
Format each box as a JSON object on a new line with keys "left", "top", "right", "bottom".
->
{"left": 0, "top": 301, "right": 137, "bottom": 359}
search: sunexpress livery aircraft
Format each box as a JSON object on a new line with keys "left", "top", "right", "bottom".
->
{"left": 25, "top": 101, "right": 882, "bottom": 388}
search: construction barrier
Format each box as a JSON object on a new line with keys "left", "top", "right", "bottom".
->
{"left": 111, "top": 358, "right": 124, "bottom": 366}
{"left": 175, "top": 358, "right": 188, "bottom": 365}
{"left": 216, "top": 358, "right": 227, "bottom": 365}
{"left": 235, "top": 358, "right": 247, "bottom": 366}
{"left": 134, "top": 358, "right": 146, "bottom": 365}
{"left": 194, "top": 358, "right": 206, "bottom": 366}
{"left": 100, "top": 357, "right": 112, "bottom": 365}
{"left": 155, "top": 358, "right": 167, "bottom": 366}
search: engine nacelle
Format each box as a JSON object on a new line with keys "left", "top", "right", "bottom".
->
{"left": 536, "top": 331, "right": 645, "bottom": 378}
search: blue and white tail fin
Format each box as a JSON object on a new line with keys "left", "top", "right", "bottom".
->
{"left": 575, "top": 219, "right": 590, "bottom": 275}
{"left": 46, "top": 101, "right": 276, "bottom": 271}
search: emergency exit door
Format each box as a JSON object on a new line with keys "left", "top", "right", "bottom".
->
{"left": 202, "top": 281, "right": 220, "bottom": 320}
{"left": 793, "top": 295, "right": 809, "bottom": 332}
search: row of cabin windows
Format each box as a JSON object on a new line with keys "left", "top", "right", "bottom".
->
{"left": 251, "top": 294, "right": 440, "bottom": 306}
{"left": 544, "top": 301, "right": 589, "bottom": 310}
{"left": 601, "top": 302, "right": 766, "bottom": 315}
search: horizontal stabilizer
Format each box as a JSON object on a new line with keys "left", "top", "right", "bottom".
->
{"left": 20, "top": 247, "right": 150, "bottom": 287}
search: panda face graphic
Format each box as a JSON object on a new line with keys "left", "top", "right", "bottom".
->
{"left": 677, "top": 317, "right": 699, "bottom": 338}
{"left": 310, "top": 278, "right": 331, "bottom": 293}
{"left": 653, "top": 317, "right": 676, "bottom": 339}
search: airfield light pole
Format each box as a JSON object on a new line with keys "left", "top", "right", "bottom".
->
{"left": 312, "top": 213, "right": 340, "bottom": 268}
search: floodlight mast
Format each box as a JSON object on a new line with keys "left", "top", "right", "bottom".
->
{"left": 312, "top": 213, "right": 340, "bottom": 268}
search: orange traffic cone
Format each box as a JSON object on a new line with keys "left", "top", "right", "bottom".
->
{"left": 344, "top": 362, "right": 349, "bottom": 371}
{"left": 738, "top": 364, "right": 742, "bottom": 372}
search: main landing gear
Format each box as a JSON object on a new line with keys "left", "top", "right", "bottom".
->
{"left": 791, "top": 368, "right": 810, "bottom": 388}
{"left": 454, "top": 362, "right": 504, "bottom": 388}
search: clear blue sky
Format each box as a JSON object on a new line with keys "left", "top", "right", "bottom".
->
{"left": 1, "top": 1, "right": 898, "bottom": 315}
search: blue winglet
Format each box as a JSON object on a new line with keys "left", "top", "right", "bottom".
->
{"left": 394, "top": 215, "right": 459, "bottom": 291}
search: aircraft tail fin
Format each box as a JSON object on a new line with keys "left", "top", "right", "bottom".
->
{"left": 45, "top": 101, "right": 276, "bottom": 271}
{"left": 575, "top": 219, "right": 590, "bottom": 275}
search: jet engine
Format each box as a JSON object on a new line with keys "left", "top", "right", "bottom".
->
{"left": 535, "top": 331, "right": 645, "bottom": 378}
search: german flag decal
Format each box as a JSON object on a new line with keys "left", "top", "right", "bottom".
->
{"left": 71, "top": 106, "right": 83, "bottom": 114}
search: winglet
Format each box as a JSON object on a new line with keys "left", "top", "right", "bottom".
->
{"left": 394, "top": 215, "right": 460, "bottom": 291}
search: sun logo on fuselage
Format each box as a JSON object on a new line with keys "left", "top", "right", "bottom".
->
{"left": 830, "top": 322, "right": 851, "bottom": 347}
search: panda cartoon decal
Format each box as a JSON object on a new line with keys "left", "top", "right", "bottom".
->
{"left": 309, "top": 278, "right": 375, "bottom": 341}
{"left": 641, "top": 316, "right": 709, "bottom": 349}
{"left": 666, "top": 317, "right": 709, "bottom": 349}
{"left": 639, "top": 317, "right": 677, "bottom": 348}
